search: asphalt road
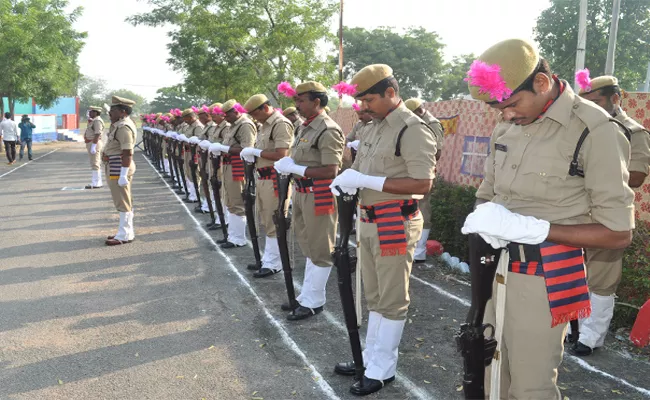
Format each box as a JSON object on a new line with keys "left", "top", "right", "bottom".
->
{"left": 0, "top": 142, "right": 648, "bottom": 400}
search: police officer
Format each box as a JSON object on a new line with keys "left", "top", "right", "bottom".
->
{"left": 575, "top": 75, "right": 650, "bottom": 356}
{"left": 343, "top": 107, "right": 373, "bottom": 170}
{"left": 212, "top": 100, "right": 257, "bottom": 248}
{"left": 103, "top": 96, "right": 138, "bottom": 246}
{"left": 330, "top": 65, "right": 436, "bottom": 395}
{"left": 181, "top": 108, "right": 205, "bottom": 204}
{"left": 207, "top": 103, "right": 231, "bottom": 229}
{"left": 404, "top": 98, "right": 445, "bottom": 263}
{"left": 461, "top": 39, "right": 634, "bottom": 398}
{"left": 273, "top": 81, "right": 345, "bottom": 321}
{"left": 241, "top": 94, "right": 294, "bottom": 278}
{"left": 283, "top": 107, "right": 304, "bottom": 129}
{"left": 192, "top": 106, "right": 216, "bottom": 214}
{"left": 85, "top": 106, "right": 105, "bottom": 189}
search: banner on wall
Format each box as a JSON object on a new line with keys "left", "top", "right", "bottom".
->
{"left": 439, "top": 114, "right": 460, "bottom": 135}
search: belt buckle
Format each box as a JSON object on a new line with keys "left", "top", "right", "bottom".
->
{"left": 360, "top": 209, "right": 369, "bottom": 219}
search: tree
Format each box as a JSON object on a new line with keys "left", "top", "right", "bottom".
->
{"left": 438, "top": 54, "right": 476, "bottom": 100}
{"left": 128, "top": 0, "right": 338, "bottom": 108}
{"left": 78, "top": 76, "right": 108, "bottom": 117}
{"left": 335, "top": 27, "right": 445, "bottom": 100}
{"left": 534, "top": 0, "right": 650, "bottom": 90}
{"left": 105, "top": 89, "right": 149, "bottom": 116}
{"left": 0, "top": 0, "right": 86, "bottom": 116}
{"left": 149, "top": 84, "right": 212, "bottom": 112}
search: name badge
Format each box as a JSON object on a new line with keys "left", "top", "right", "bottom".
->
{"left": 495, "top": 143, "right": 507, "bottom": 152}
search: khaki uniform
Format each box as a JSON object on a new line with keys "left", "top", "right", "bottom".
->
{"left": 222, "top": 115, "right": 256, "bottom": 216}
{"left": 476, "top": 85, "right": 635, "bottom": 399}
{"left": 353, "top": 103, "right": 436, "bottom": 320}
{"left": 292, "top": 118, "right": 304, "bottom": 130}
{"left": 418, "top": 111, "right": 444, "bottom": 230}
{"left": 291, "top": 112, "right": 344, "bottom": 267}
{"left": 85, "top": 118, "right": 104, "bottom": 170}
{"left": 184, "top": 120, "right": 205, "bottom": 181}
{"left": 343, "top": 120, "right": 373, "bottom": 170}
{"left": 256, "top": 112, "right": 294, "bottom": 237}
{"left": 104, "top": 117, "right": 137, "bottom": 212}
{"left": 209, "top": 120, "right": 230, "bottom": 180}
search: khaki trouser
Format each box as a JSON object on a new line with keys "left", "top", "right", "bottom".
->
{"left": 106, "top": 162, "right": 135, "bottom": 212}
{"left": 359, "top": 215, "right": 422, "bottom": 320}
{"left": 256, "top": 178, "right": 291, "bottom": 238}
{"left": 292, "top": 191, "right": 337, "bottom": 267}
{"left": 86, "top": 142, "right": 102, "bottom": 171}
{"left": 585, "top": 248, "right": 625, "bottom": 296}
{"left": 420, "top": 190, "right": 432, "bottom": 230}
{"left": 222, "top": 164, "right": 245, "bottom": 216}
{"left": 484, "top": 272, "right": 567, "bottom": 400}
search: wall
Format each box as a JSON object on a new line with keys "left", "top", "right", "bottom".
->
{"left": 331, "top": 93, "right": 650, "bottom": 223}
{"left": 2, "top": 97, "right": 79, "bottom": 128}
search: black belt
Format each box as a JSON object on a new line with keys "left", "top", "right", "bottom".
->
{"left": 294, "top": 178, "right": 314, "bottom": 190}
{"left": 360, "top": 200, "right": 419, "bottom": 221}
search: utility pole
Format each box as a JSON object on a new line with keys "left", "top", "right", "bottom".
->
{"left": 574, "top": 0, "right": 588, "bottom": 92}
{"left": 605, "top": 0, "right": 621, "bottom": 75}
{"left": 338, "top": 0, "right": 344, "bottom": 84}
{"left": 644, "top": 62, "right": 650, "bottom": 92}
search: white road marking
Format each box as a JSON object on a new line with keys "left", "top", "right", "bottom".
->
{"left": 0, "top": 148, "right": 60, "bottom": 179}
{"left": 566, "top": 354, "right": 650, "bottom": 397}
{"left": 142, "top": 154, "right": 340, "bottom": 400}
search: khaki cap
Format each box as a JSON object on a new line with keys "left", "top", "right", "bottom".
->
{"left": 88, "top": 106, "right": 103, "bottom": 113}
{"left": 295, "top": 81, "right": 327, "bottom": 95}
{"left": 282, "top": 107, "right": 297, "bottom": 117}
{"left": 111, "top": 96, "right": 136, "bottom": 107}
{"left": 181, "top": 108, "right": 195, "bottom": 117}
{"left": 222, "top": 99, "right": 237, "bottom": 113}
{"left": 210, "top": 102, "right": 223, "bottom": 110}
{"left": 244, "top": 94, "right": 269, "bottom": 112}
{"left": 468, "top": 38, "right": 540, "bottom": 103}
{"left": 350, "top": 64, "right": 393, "bottom": 97}
{"left": 404, "top": 98, "right": 423, "bottom": 112}
{"left": 579, "top": 75, "right": 619, "bottom": 95}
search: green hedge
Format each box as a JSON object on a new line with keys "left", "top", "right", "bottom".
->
{"left": 428, "top": 179, "right": 650, "bottom": 328}
{"left": 428, "top": 179, "right": 477, "bottom": 262}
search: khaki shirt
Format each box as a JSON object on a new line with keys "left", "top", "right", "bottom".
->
{"left": 346, "top": 120, "right": 374, "bottom": 142}
{"left": 615, "top": 110, "right": 650, "bottom": 175}
{"left": 186, "top": 120, "right": 205, "bottom": 138}
{"left": 176, "top": 122, "right": 188, "bottom": 135}
{"left": 476, "top": 85, "right": 635, "bottom": 232}
{"left": 104, "top": 117, "right": 137, "bottom": 156}
{"left": 85, "top": 118, "right": 104, "bottom": 141}
{"left": 291, "top": 112, "right": 344, "bottom": 170}
{"left": 352, "top": 103, "right": 437, "bottom": 206}
{"left": 202, "top": 121, "right": 217, "bottom": 141}
{"left": 421, "top": 110, "right": 444, "bottom": 150}
{"left": 222, "top": 115, "right": 256, "bottom": 149}
{"left": 293, "top": 118, "right": 304, "bottom": 129}
{"left": 256, "top": 112, "right": 294, "bottom": 169}
{"left": 210, "top": 120, "right": 230, "bottom": 143}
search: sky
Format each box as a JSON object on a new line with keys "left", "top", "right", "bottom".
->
{"left": 69, "top": 0, "right": 551, "bottom": 102}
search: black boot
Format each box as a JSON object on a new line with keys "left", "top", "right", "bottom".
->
{"left": 287, "top": 305, "right": 323, "bottom": 321}
{"left": 253, "top": 268, "right": 280, "bottom": 278}
{"left": 570, "top": 342, "right": 594, "bottom": 356}
{"left": 281, "top": 302, "right": 299, "bottom": 312}
{"left": 334, "top": 362, "right": 356, "bottom": 376}
{"left": 350, "top": 376, "right": 395, "bottom": 396}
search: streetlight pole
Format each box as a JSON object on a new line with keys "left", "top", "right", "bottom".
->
{"left": 605, "top": 0, "right": 621, "bottom": 75}
{"left": 574, "top": 0, "right": 588, "bottom": 92}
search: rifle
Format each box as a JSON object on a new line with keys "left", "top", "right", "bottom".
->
{"left": 273, "top": 173, "right": 297, "bottom": 310}
{"left": 243, "top": 160, "right": 262, "bottom": 269}
{"left": 176, "top": 141, "right": 189, "bottom": 196}
{"left": 171, "top": 140, "right": 183, "bottom": 190}
{"left": 160, "top": 136, "right": 169, "bottom": 177}
{"left": 455, "top": 234, "right": 501, "bottom": 399}
{"left": 333, "top": 189, "right": 364, "bottom": 382}
{"left": 209, "top": 153, "right": 229, "bottom": 239}
{"left": 166, "top": 137, "right": 175, "bottom": 183}
{"left": 143, "top": 129, "right": 149, "bottom": 156}
{"left": 189, "top": 143, "right": 203, "bottom": 204}
{"left": 199, "top": 148, "right": 216, "bottom": 225}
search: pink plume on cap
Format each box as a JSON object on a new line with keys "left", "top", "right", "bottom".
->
{"left": 232, "top": 103, "right": 247, "bottom": 114}
{"left": 275, "top": 108, "right": 283, "bottom": 114}
{"left": 161, "top": 116, "right": 170, "bottom": 123}
{"left": 352, "top": 103, "right": 361, "bottom": 111}
{"left": 277, "top": 81, "right": 297, "bottom": 98}
{"left": 191, "top": 106, "right": 200, "bottom": 113}
{"left": 575, "top": 68, "right": 592, "bottom": 92}
{"left": 211, "top": 106, "right": 223, "bottom": 115}
{"left": 332, "top": 81, "right": 358, "bottom": 97}
{"left": 202, "top": 105, "right": 211, "bottom": 114}
{"left": 464, "top": 60, "right": 513, "bottom": 102}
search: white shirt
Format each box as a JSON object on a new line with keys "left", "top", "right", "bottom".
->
{"left": 0, "top": 119, "right": 19, "bottom": 141}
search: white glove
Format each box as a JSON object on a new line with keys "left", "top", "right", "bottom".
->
{"left": 330, "top": 169, "right": 386, "bottom": 194}
{"left": 179, "top": 134, "right": 188, "bottom": 143}
{"left": 118, "top": 167, "right": 129, "bottom": 187}
{"left": 217, "top": 144, "right": 231, "bottom": 153}
{"left": 240, "top": 147, "right": 262, "bottom": 163}
{"left": 346, "top": 140, "right": 360, "bottom": 151}
{"left": 209, "top": 143, "right": 222, "bottom": 155}
{"left": 189, "top": 136, "right": 200, "bottom": 145}
{"left": 274, "top": 156, "right": 307, "bottom": 176}
{"left": 90, "top": 143, "right": 97, "bottom": 154}
{"left": 478, "top": 233, "right": 510, "bottom": 250}
{"left": 199, "top": 140, "right": 212, "bottom": 151}
{"left": 461, "top": 202, "right": 550, "bottom": 245}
